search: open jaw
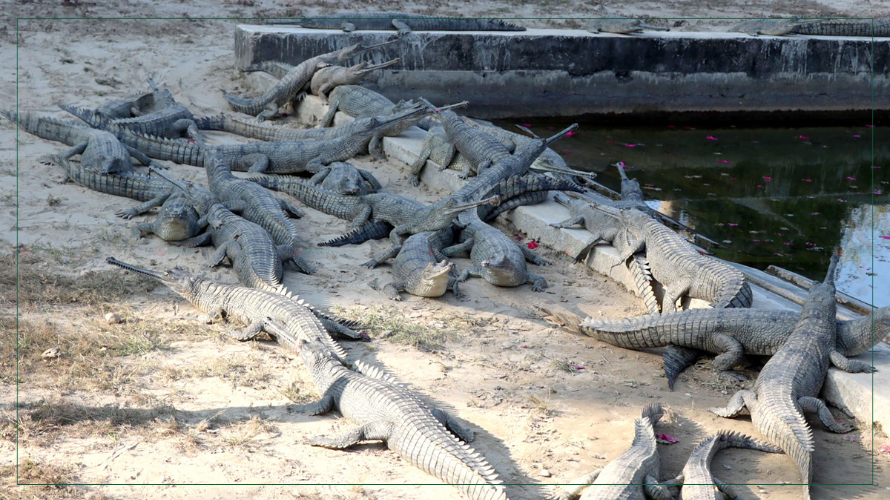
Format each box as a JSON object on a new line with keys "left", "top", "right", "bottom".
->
{"left": 426, "top": 260, "right": 455, "bottom": 279}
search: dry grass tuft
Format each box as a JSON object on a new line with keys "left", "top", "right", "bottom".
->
{"left": 330, "top": 305, "right": 464, "bottom": 351}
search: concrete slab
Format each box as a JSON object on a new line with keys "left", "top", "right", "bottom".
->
{"left": 288, "top": 94, "right": 887, "bottom": 428}
{"left": 236, "top": 25, "right": 887, "bottom": 118}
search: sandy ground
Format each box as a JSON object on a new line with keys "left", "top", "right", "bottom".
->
{"left": 3, "top": 2, "right": 890, "bottom": 500}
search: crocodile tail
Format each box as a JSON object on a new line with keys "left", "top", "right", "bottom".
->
{"left": 707, "top": 263, "right": 753, "bottom": 309}
{"left": 2, "top": 109, "right": 86, "bottom": 146}
{"left": 191, "top": 113, "right": 228, "bottom": 131}
{"left": 535, "top": 302, "right": 586, "bottom": 335}
{"left": 628, "top": 254, "right": 660, "bottom": 313}
{"left": 58, "top": 103, "right": 105, "bottom": 128}
{"left": 118, "top": 131, "right": 203, "bottom": 166}
{"left": 580, "top": 314, "right": 671, "bottom": 348}
{"left": 752, "top": 394, "right": 814, "bottom": 499}
{"left": 223, "top": 92, "right": 265, "bottom": 116}
{"left": 640, "top": 402, "right": 664, "bottom": 425}
{"left": 317, "top": 221, "right": 392, "bottom": 247}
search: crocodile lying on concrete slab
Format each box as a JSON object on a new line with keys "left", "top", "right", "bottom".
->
{"left": 60, "top": 78, "right": 203, "bottom": 140}
{"left": 709, "top": 253, "right": 875, "bottom": 500}
{"left": 226, "top": 40, "right": 396, "bottom": 121}
{"left": 250, "top": 162, "right": 381, "bottom": 197}
{"left": 276, "top": 331, "right": 507, "bottom": 500}
{"left": 728, "top": 19, "right": 802, "bottom": 36}
{"left": 680, "top": 431, "right": 782, "bottom": 500}
{"left": 106, "top": 258, "right": 360, "bottom": 360}
{"left": 121, "top": 108, "right": 425, "bottom": 174}
{"left": 550, "top": 403, "right": 681, "bottom": 500}
{"left": 446, "top": 209, "right": 549, "bottom": 291}
{"left": 538, "top": 303, "right": 890, "bottom": 389}
{"left": 318, "top": 85, "right": 419, "bottom": 128}
{"left": 793, "top": 18, "right": 890, "bottom": 37}
{"left": 3, "top": 110, "right": 159, "bottom": 176}
{"left": 269, "top": 12, "right": 525, "bottom": 35}
{"left": 310, "top": 59, "right": 400, "bottom": 102}
{"left": 610, "top": 207, "right": 752, "bottom": 311}
{"left": 366, "top": 229, "right": 464, "bottom": 301}
{"left": 586, "top": 17, "right": 670, "bottom": 34}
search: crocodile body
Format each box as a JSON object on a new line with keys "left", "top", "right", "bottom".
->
{"left": 728, "top": 19, "right": 801, "bottom": 36}
{"left": 106, "top": 258, "right": 354, "bottom": 360}
{"left": 615, "top": 209, "right": 752, "bottom": 311}
{"left": 448, "top": 209, "right": 549, "bottom": 291}
{"left": 226, "top": 41, "right": 395, "bottom": 121}
{"left": 552, "top": 403, "right": 679, "bottom": 500}
{"left": 60, "top": 79, "right": 201, "bottom": 140}
{"left": 586, "top": 18, "right": 670, "bottom": 34}
{"left": 680, "top": 432, "right": 781, "bottom": 500}
{"left": 3, "top": 110, "right": 156, "bottom": 176}
{"left": 280, "top": 334, "right": 507, "bottom": 499}
{"left": 117, "top": 114, "right": 400, "bottom": 174}
{"left": 93, "top": 90, "right": 156, "bottom": 120}
{"left": 540, "top": 304, "right": 890, "bottom": 389}
{"left": 366, "top": 229, "right": 463, "bottom": 300}
{"left": 793, "top": 18, "right": 890, "bottom": 37}
{"left": 310, "top": 59, "right": 400, "bottom": 101}
{"left": 319, "top": 85, "right": 416, "bottom": 128}
{"left": 435, "top": 108, "right": 515, "bottom": 178}
{"left": 550, "top": 193, "right": 625, "bottom": 263}
{"left": 709, "top": 254, "right": 875, "bottom": 500}
{"left": 308, "top": 162, "right": 382, "bottom": 195}
{"left": 279, "top": 12, "right": 525, "bottom": 35}
{"left": 202, "top": 154, "right": 309, "bottom": 264}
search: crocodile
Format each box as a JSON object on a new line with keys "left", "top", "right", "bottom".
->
{"left": 247, "top": 176, "right": 496, "bottom": 247}
{"left": 226, "top": 40, "right": 396, "bottom": 121}
{"left": 60, "top": 77, "right": 203, "bottom": 140}
{"left": 131, "top": 190, "right": 203, "bottom": 242}
{"left": 274, "top": 329, "right": 508, "bottom": 499}
{"left": 308, "top": 162, "right": 382, "bottom": 195}
{"left": 709, "top": 253, "right": 875, "bottom": 500}
{"left": 451, "top": 123, "right": 579, "bottom": 203}
{"left": 446, "top": 209, "right": 550, "bottom": 291}
{"left": 321, "top": 173, "right": 583, "bottom": 248}
{"left": 119, "top": 108, "right": 424, "bottom": 174}
{"left": 318, "top": 85, "right": 419, "bottom": 128}
{"left": 610, "top": 208, "right": 752, "bottom": 311}
{"left": 428, "top": 104, "right": 518, "bottom": 179}
{"left": 194, "top": 101, "right": 437, "bottom": 159}
{"left": 549, "top": 192, "right": 626, "bottom": 263}
{"left": 550, "top": 403, "right": 681, "bottom": 500}
{"left": 92, "top": 90, "right": 157, "bottom": 120}
{"left": 365, "top": 229, "right": 464, "bottom": 301}
{"left": 728, "top": 19, "right": 802, "bottom": 36}
{"left": 2, "top": 110, "right": 159, "bottom": 176}
{"left": 106, "top": 258, "right": 360, "bottom": 360}
{"left": 271, "top": 12, "right": 525, "bottom": 35}
{"left": 586, "top": 17, "right": 670, "bottom": 34}
{"left": 680, "top": 431, "right": 782, "bottom": 500}
{"left": 792, "top": 18, "right": 890, "bottom": 37}
{"left": 310, "top": 59, "right": 400, "bottom": 102}
{"left": 537, "top": 303, "right": 890, "bottom": 389}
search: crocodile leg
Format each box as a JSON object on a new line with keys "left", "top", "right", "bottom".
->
{"left": 341, "top": 22, "right": 357, "bottom": 33}
{"left": 368, "top": 134, "right": 386, "bottom": 161}
{"left": 240, "top": 154, "right": 271, "bottom": 174}
{"left": 549, "top": 216, "right": 584, "bottom": 228}
{"left": 798, "top": 397, "right": 856, "bottom": 433}
{"left": 308, "top": 167, "right": 331, "bottom": 186}
{"left": 131, "top": 223, "right": 153, "bottom": 239}
{"left": 709, "top": 390, "right": 756, "bottom": 418}
{"left": 410, "top": 134, "right": 437, "bottom": 185}
{"left": 447, "top": 277, "right": 464, "bottom": 300}
{"left": 357, "top": 169, "right": 383, "bottom": 192}
{"left": 663, "top": 345, "right": 703, "bottom": 390}
{"left": 58, "top": 141, "right": 88, "bottom": 160}
{"left": 391, "top": 19, "right": 412, "bottom": 36}
{"left": 454, "top": 267, "right": 482, "bottom": 284}
{"left": 551, "top": 470, "right": 601, "bottom": 500}
{"left": 171, "top": 118, "right": 203, "bottom": 142}
{"left": 277, "top": 197, "right": 305, "bottom": 218}
{"left": 306, "top": 421, "right": 394, "bottom": 449}
{"left": 318, "top": 98, "right": 339, "bottom": 127}
{"left": 318, "top": 316, "right": 363, "bottom": 340}
{"left": 277, "top": 244, "right": 316, "bottom": 275}
{"left": 661, "top": 277, "right": 692, "bottom": 313}
{"left": 643, "top": 474, "right": 674, "bottom": 500}
{"left": 256, "top": 102, "right": 279, "bottom": 123}
{"left": 362, "top": 245, "right": 402, "bottom": 269}
{"left": 121, "top": 143, "right": 156, "bottom": 166}
{"left": 382, "top": 282, "right": 406, "bottom": 301}
{"left": 175, "top": 232, "right": 212, "bottom": 248}
{"left": 229, "top": 319, "right": 264, "bottom": 341}
{"left": 348, "top": 205, "right": 373, "bottom": 229}
{"left": 711, "top": 333, "right": 749, "bottom": 381}
{"left": 829, "top": 350, "right": 877, "bottom": 373}
{"left": 521, "top": 245, "right": 551, "bottom": 265}
{"left": 526, "top": 273, "right": 548, "bottom": 292}
{"left": 289, "top": 394, "right": 335, "bottom": 416}
{"left": 116, "top": 192, "right": 171, "bottom": 219}
{"left": 208, "top": 240, "right": 238, "bottom": 267}
{"left": 441, "top": 238, "right": 475, "bottom": 257}
{"left": 713, "top": 477, "right": 742, "bottom": 500}
{"left": 431, "top": 408, "right": 475, "bottom": 443}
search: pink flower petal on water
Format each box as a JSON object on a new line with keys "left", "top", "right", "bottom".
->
{"left": 774, "top": 252, "right": 784, "bottom": 257}
{"left": 625, "top": 143, "right": 636, "bottom": 148}
{"left": 562, "top": 151, "right": 572, "bottom": 155}
{"left": 838, "top": 199, "right": 846, "bottom": 203}
{"left": 565, "top": 130, "right": 578, "bottom": 137}
{"left": 730, "top": 177, "right": 737, "bottom": 181}
{"left": 667, "top": 152, "right": 675, "bottom": 156}
{"left": 644, "top": 183, "right": 654, "bottom": 187}
{"left": 880, "top": 236, "right": 890, "bottom": 240}
{"left": 706, "top": 135, "right": 718, "bottom": 141}
{"left": 656, "top": 433, "right": 680, "bottom": 444}
{"left": 798, "top": 135, "right": 809, "bottom": 140}
{"left": 606, "top": 140, "right": 616, "bottom": 144}
{"left": 527, "top": 241, "right": 539, "bottom": 249}
{"left": 521, "top": 123, "right": 532, "bottom": 127}
{"left": 784, "top": 242, "right": 792, "bottom": 246}
{"left": 684, "top": 126, "right": 693, "bottom": 130}
{"left": 757, "top": 184, "right": 763, "bottom": 188}
{"left": 807, "top": 242, "right": 816, "bottom": 246}
{"left": 876, "top": 190, "right": 884, "bottom": 195}
{"left": 762, "top": 176, "right": 772, "bottom": 182}
{"left": 873, "top": 165, "right": 882, "bottom": 169}
{"left": 728, "top": 223, "right": 739, "bottom": 227}
{"left": 866, "top": 124, "right": 875, "bottom": 128}
{"left": 776, "top": 233, "right": 785, "bottom": 237}
{"left": 846, "top": 177, "right": 856, "bottom": 181}
{"left": 547, "top": 126, "right": 555, "bottom": 130}
{"left": 853, "top": 134, "right": 861, "bottom": 138}
{"left": 717, "top": 159, "right": 733, "bottom": 164}
{"left": 802, "top": 178, "right": 813, "bottom": 182}
{"left": 667, "top": 125, "right": 675, "bottom": 129}
{"left": 811, "top": 212, "right": 821, "bottom": 216}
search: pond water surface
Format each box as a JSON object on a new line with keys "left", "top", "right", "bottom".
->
{"left": 498, "top": 120, "right": 890, "bottom": 307}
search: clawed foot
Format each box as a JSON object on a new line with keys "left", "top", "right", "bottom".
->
{"left": 361, "top": 260, "right": 379, "bottom": 269}
{"left": 717, "top": 370, "right": 750, "bottom": 383}
{"left": 116, "top": 209, "right": 138, "bottom": 220}
{"left": 409, "top": 176, "right": 421, "bottom": 187}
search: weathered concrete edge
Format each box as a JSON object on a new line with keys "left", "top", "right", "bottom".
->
{"left": 293, "top": 95, "right": 888, "bottom": 429}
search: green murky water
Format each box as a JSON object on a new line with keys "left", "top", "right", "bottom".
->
{"left": 497, "top": 120, "right": 890, "bottom": 307}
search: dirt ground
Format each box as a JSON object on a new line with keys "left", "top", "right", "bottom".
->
{"left": 3, "top": 2, "right": 889, "bottom": 500}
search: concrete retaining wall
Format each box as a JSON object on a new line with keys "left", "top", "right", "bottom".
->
{"left": 236, "top": 25, "right": 887, "bottom": 118}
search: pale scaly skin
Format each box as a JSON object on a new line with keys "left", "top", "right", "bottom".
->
{"left": 680, "top": 431, "right": 782, "bottom": 500}
{"left": 586, "top": 18, "right": 670, "bottom": 34}
{"left": 365, "top": 228, "right": 462, "bottom": 300}
{"left": 709, "top": 254, "right": 877, "bottom": 500}
{"left": 278, "top": 11, "right": 525, "bottom": 34}
{"left": 551, "top": 403, "right": 681, "bottom": 500}
{"left": 309, "top": 58, "right": 400, "bottom": 102}
{"left": 132, "top": 191, "right": 202, "bottom": 242}
{"left": 280, "top": 334, "right": 508, "bottom": 500}
{"left": 793, "top": 18, "right": 890, "bottom": 37}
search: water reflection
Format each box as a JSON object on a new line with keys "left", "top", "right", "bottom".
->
{"left": 496, "top": 120, "right": 889, "bottom": 306}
